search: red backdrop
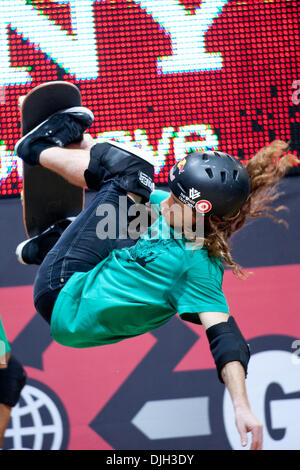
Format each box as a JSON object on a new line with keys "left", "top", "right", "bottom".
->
{"left": 0, "top": 0, "right": 299, "bottom": 196}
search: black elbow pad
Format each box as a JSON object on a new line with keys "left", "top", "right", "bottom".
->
{"left": 0, "top": 356, "right": 27, "bottom": 407}
{"left": 206, "top": 316, "right": 250, "bottom": 384}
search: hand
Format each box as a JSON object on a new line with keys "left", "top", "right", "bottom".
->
{"left": 0, "top": 352, "right": 10, "bottom": 369}
{"left": 235, "top": 406, "right": 263, "bottom": 450}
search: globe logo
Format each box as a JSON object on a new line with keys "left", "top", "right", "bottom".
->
{"left": 4, "top": 380, "right": 69, "bottom": 450}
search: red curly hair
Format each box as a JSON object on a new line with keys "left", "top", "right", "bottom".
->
{"left": 202, "top": 140, "right": 300, "bottom": 279}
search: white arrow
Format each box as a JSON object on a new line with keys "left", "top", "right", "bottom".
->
{"left": 131, "top": 397, "right": 211, "bottom": 439}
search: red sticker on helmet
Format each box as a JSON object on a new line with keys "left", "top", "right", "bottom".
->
{"left": 195, "top": 200, "right": 212, "bottom": 214}
{"left": 177, "top": 158, "right": 187, "bottom": 174}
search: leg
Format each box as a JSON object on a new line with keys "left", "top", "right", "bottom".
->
{"left": 39, "top": 135, "right": 145, "bottom": 204}
{"left": 16, "top": 106, "right": 155, "bottom": 202}
{"left": 38, "top": 133, "right": 96, "bottom": 188}
{"left": 16, "top": 110, "right": 155, "bottom": 319}
{"left": 33, "top": 179, "right": 138, "bottom": 324}
{"left": 39, "top": 147, "right": 90, "bottom": 188}
{"left": 16, "top": 143, "right": 93, "bottom": 266}
{"left": 16, "top": 138, "right": 153, "bottom": 265}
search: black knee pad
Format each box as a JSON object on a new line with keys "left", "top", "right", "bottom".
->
{"left": 206, "top": 316, "right": 251, "bottom": 383}
{"left": 0, "top": 356, "right": 27, "bottom": 407}
{"left": 84, "top": 143, "right": 109, "bottom": 191}
{"left": 84, "top": 142, "right": 154, "bottom": 202}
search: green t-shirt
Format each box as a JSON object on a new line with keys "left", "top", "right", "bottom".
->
{"left": 0, "top": 316, "right": 11, "bottom": 359}
{"left": 51, "top": 190, "right": 229, "bottom": 348}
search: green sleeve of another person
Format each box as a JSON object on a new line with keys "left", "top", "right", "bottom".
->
{"left": 0, "top": 316, "right": 11, "bottom": 360}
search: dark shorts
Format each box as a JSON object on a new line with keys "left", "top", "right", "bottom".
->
{"left": 33, "top": 178, "right": 137, "bottom": 324}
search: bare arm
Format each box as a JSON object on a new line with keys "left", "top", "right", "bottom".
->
{"left": 198, "top": 311, "right": 263, "bottom": 450}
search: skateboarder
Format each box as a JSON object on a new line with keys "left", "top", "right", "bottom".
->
{"left": 14, "top": 103, "right": 298, "bottom": 449}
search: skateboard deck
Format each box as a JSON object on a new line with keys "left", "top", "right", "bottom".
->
{"left": 19, "top": 81, "right": 85, "bottom": 238}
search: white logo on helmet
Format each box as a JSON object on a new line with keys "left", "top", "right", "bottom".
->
{"left": 189, "top": 188, "right": 201, "bottom": 200}
{"left": 169, "top": 166, "right": 176, "bottom": 181}
{"left": 195, "top": 200, "right": 212, "bottom": 214}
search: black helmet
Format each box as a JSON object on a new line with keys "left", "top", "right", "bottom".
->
{"left": 168, "top": 151, "right": 250, "bottom": 218}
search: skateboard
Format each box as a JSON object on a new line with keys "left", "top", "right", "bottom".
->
{"left": 19, "top": 81, "right": 85, "bottom": 238}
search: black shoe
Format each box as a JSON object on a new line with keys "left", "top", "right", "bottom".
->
{"left": 84, "top": 140, "right": 155, "bottom": 202}
{"left": 16, "top": 217, "right": 75, "bottom": 265}
{"left": 14, "top": 107, "right": 94, "bottom": 166}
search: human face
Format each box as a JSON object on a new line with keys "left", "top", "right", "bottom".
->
{"left": 160, "top": 192, "right": 196, "bottom": 231}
